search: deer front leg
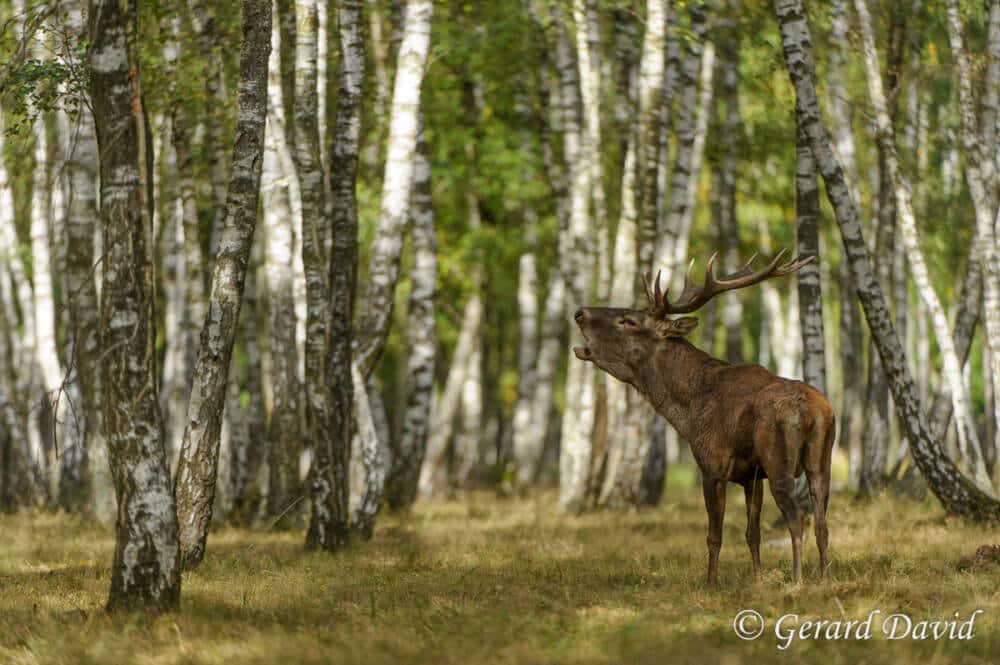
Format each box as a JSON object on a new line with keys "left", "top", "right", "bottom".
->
{"left": 743, "top": 476, "right": 763, "bottom": 582}
{"left": 702, "top": 476, "right": 727, "bottom": 589}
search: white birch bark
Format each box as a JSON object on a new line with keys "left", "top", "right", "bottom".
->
{"left": 454, "top": 346, "right": 483, "bottom": 488}
{"left": 775, "top": 0, "right": 1000, "bottom": 520}
{"left": 419, "top": 293, "right": 482, "bottom": 498}
{"left": 387, "top": 125, "right": 435, "bottom": 510}
{"left": 944, "top": 0, "right": 1000, "bottom": 467}
{"left": 90, "top": 0, "right": 181, "bottom": 610}
{"left": 653, "top": 2, "right": 710, "bottom": 278}
{"left": 554, "top": 4, "right": 596, "bottom": 513}
{"left": 354, "top": 0, "right": 433, "bottom": 377}
{"left": 173, "top": 0, "right": 272, "bottom": 566}
{"left": 855, "top": 0, "right": 989, "bottom": 487}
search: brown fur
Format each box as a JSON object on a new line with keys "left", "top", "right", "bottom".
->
{"left": 574, "top": 306, "right": 835, "bottom": 587}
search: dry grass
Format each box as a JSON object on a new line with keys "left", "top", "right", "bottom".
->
{"left": 1, "top": 469, "right": 999, "bottom": 664}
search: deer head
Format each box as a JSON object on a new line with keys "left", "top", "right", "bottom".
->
{"left": 573, "top": 249, "right": 813, "bottom": 387}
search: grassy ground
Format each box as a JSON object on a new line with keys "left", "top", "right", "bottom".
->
{"left": 1, "top": 469, "right": 998, "bottom": 664}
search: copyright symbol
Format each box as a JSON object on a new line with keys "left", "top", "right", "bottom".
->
{"left": 733, "top": 609, "right": 765, "bottom": 640}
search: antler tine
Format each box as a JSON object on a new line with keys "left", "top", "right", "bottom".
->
{"left": 654, "top": 248, "right": 812, "bottom": 315}
{"left": 642, "top": 271, "right": 653, "bottom": 305}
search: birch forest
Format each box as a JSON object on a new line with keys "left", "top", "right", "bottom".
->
{"left": 1, "top": 0, "right": 1000, "bottom": 660}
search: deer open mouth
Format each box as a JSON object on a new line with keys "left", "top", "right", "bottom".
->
{"left": 573, "top": 346, "right": 593, "bottom": 360}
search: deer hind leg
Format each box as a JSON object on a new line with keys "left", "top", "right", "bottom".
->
{"left": 769, "top": 475, "right": 804, "bottom": 584}
{"left": 702, "top": 476, "right": 727, "bottom": 589}
{"left": 805, "top": 420, "right": 834, "bottom": 579}
{"left": 743, "top": 475, "right": 764, "bottom": 582}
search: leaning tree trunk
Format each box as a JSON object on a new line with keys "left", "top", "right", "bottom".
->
{"left": 774, "top": 0, "right": 1000, "bottom": 521}
{"left": 855, "top": 0, "right": 989, "bottom": 487}
{"left": 89, "top": 0, "right": 181, "bottom": 611}
{"left": 351, "top": 0, "right": 432, "bottom": 536}
{"left": 306, "top": 0, "right": 364, "bottom": 547}
{"left": 387, "top": 124, "right": 435, "bottom": 511}
{"left": 172, "top": 0, "right": 271, "bottom": 567}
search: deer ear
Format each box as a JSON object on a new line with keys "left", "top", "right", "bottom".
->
{"left": 655, "top": 316, "right": 698, "bottom": 338}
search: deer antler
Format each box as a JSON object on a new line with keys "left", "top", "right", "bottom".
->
{"left": 645, "top": 249, "right": 814, "bottom": 317}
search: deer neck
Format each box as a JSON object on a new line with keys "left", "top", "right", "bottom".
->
{"left": 637, "top": 338, "right": 721, "bottom": 441}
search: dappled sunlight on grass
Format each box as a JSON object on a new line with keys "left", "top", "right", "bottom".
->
{"left": 0, "top": 482, "right": 998, "bottom": 664}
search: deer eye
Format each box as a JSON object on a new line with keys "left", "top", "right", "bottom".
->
{"left": 619, "top": 316, "right": 639, "bottom": 328}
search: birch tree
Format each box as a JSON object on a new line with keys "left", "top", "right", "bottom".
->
{"left": 307, "top": 0, "right": 364, "bottom": 546}
{"left": 173, "top": 0, "right": 272, "bottom": 567}
{"left": 774, "top": 0, "right": 1000, "bottom": 521}
{"left": 855, "top": 0, "right": 989, "bottom": 487}
{"left": 89, "top": 0, "right": 181, "bottom": 610}
{"left": 795, "top": 115, "right": 825, "bottom": 394}
{"left": 387, "top": 125, "right": 435, "bottom": 510}
{"left": 944, "top": 0, "right": 1000, "bottom": 467}
{"left": 352, "top": 0, "right": 433, "bottom": 534}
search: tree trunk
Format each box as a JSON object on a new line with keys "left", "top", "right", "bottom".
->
{"left": 351, "top": 0, "right": 432, "bottom": 535}
{"left": 387, "top": 125, "right": 435, "bottom": 510}
{"left": 419, "top": 293, "right": 482, "bottom": 498}
{"left": 654, "top": 2, "right": 710, "bottom": 280}
{"left": 555, "top": 3, "right": 596, "bottom": 513}
{"left": 774, "top": 0, "right": 1000, "bottom": 521}
{"left": 855, "top": 0, "right": 989, "bottom": 487}
{"left": 354, "top": 0, "right": 432, "bottom": 378}
{"left": 944, "top": 0, "right": 1000, "bottom": 469}
{"left": 795, "top": 113, "right": 825, "bottom": 393}
{"left": 89, "top": 0, "right": 181, "bottom": 611}
{"left": 307, "top": 0, "right": 363, "bottom": 547}
{"left": 172, "top": 0, "right": 271, "bottom": 567}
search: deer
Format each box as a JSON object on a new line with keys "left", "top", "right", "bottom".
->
{"left": 573, "top": 250, "right": 835, "bottom": 588}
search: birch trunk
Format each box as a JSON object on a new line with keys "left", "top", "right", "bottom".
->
{"left": 172, "top": 0, "right": 271, "bottom": 567}
{"left": 828, "top": 0, "right": 864, "bottom": 489}
{"left": 354, "top": 0, "right": 432, "bottom": 378}
{"left": 387, "top": 125, "right": 435, "bottom": 510}
{"left": 89, "top": 0, "right": 181, "bottom": 610}
{"left": 454, "top": 346, "right": 483, "bottom": 488}
{"left": 774, "top": 0, "right": 1000, "bottom": 520}
{"left": 795, "top": 114, "right": 825, "bottom": 393}
{"left": 419, "top": 294, "right": 482, "bottom": 498}
{"left": 599, "top": 0, "right": 665, "bottom": 508}
{"left": 855, "top": 0, "right": 989, "bottom": 487}
{"left": 555, "top": 5, "right": 596, "bottom": 513}
{"left": 351, "top": 0, "right": 431, "bottom": 534}
{"left": 654, "top": 2, "right": 710, "bottom": 278}
{"left": 62, "top": 0, "right": 109, "bottom": 519}
{"left": 307, "top": 0, "right": 363, "bottom": 546}
{"left": 718, "top": 2, "right": 744, "bottom": 363}
{"left": 944, "top": 0, "right": 1000, "bottom": 468}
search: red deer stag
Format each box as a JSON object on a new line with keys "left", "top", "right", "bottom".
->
{"left": 573, "top": 250, "right": 834, "bottom": 588}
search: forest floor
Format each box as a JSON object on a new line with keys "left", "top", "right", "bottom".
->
{"left": 1, "top": 468, "right": 999, "bottom": 664}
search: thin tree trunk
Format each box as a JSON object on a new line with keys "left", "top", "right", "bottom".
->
{"left": 454, "top": 345, "right": 483, "bottom": 488}
{"left": 419, "top": 294, "right": 481, "bottom": 498}
{"left": 775, "top": 0, "right": 1000, "bottom": 520}
{"left": 555, "top": 3, "right": 596, "bottom": 513}
{"left": 599, "top": 0, "right": 665, "bottom": 508}
{"left": 353, "top": 0, "right": 432, "bottom": 378}
{"left": 654, "top": 2, "right": 710, "bottom": 279}
{"left": 352, "top": 0, "right": 432, "bottom": 535}
{"left": 307, "top": 0, "right": 363, "bottom": 547}
{"left": 173, "top": 0, "right": 272, "bottom": 567}
{"left": 795, "top": 116, "right": 825, "bottom": 393}
{"left": 944, "top": 0, "right": 1000, "bottom": 468}
{"left": 89, "top": 0, "right": 181, "bottom": 611}
{"left": 387, "top": 125, "right": 435, "bottom": 510}
{"left": 856, "top": 0, "right": 988, "bottom": 486}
